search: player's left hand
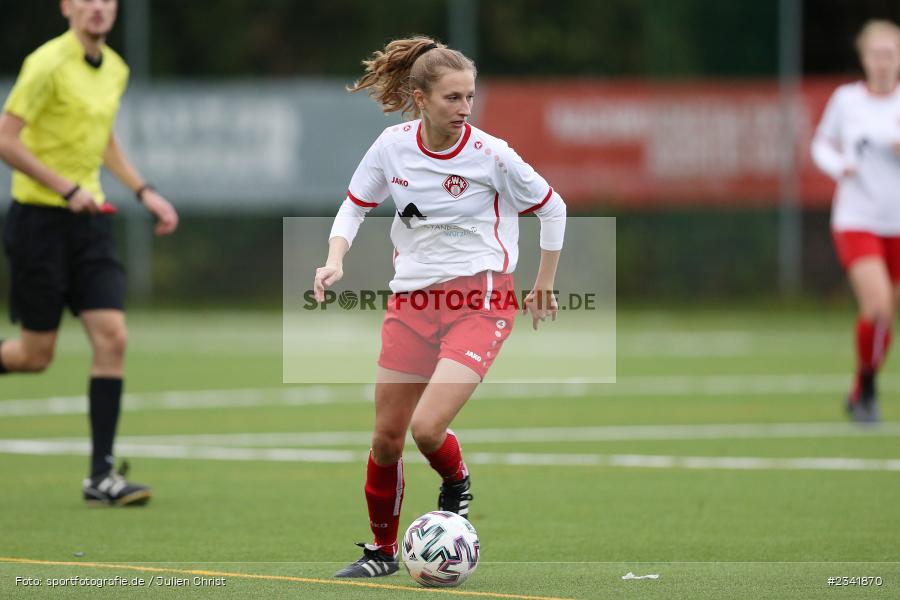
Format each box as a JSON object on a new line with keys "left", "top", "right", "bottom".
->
{"left": 142, "top": 190, "right": 179, "bottom": 236}
{"left": 522, "top": 285, "right": 558, "bottom": 330}
{"left": 313, "top": 264, "right": 343, "bottom": 303}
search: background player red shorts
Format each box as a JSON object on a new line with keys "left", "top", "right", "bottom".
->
{"left": 831, "top": 230, "right": 900, "bottom": 282}
{"left": 378, "top": 271, "right": 518, "bottom": 379}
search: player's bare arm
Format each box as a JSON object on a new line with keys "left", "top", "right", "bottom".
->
{"left": 523, "top": 249, "right": 561, "bottom": 330}
{"left": 103, "top": 133, "right": 179, "bottom": 235}
{"left": 313, "top": 236, "right": 349, "bottom": 303}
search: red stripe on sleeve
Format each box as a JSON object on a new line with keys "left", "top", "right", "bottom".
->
{"left": 519, "top": 187, "right": 554, "bottom": 215}
{"left": 347, "top": 189, "right": 378, "bottom": 208}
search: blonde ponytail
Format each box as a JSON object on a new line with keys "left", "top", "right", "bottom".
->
{"left": 349, "top": 35, "right": 476, "bottom": 119}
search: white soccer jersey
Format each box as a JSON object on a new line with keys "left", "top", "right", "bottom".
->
{"left": 330, "top": 120, "right": 566, "bottom": 292}
{"left": 812, "top": 82, "right": 900, "bottom": 234}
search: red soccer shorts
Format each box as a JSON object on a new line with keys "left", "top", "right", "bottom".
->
{"left": 832, "top": 230, "right": 900, "bottom": 282}
{"left": 378, "top": 271, "right": 518, "bottom": 380}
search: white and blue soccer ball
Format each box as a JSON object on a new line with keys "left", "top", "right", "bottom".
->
{"left": 402, "top": 511, "right": 480, "bottom": 587}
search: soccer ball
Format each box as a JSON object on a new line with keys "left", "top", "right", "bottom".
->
{"left": 402, "top": 511, "right": 480, "bottom": 587}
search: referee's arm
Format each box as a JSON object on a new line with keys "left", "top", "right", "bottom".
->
{"left": 0, "top": 111, "right": 98, "bottom": 213}
{"left": 103, "top": 133, "right": 144, "bottom": 193}
{"left": 104, "top": 133, "right": 179, "bottom": 235}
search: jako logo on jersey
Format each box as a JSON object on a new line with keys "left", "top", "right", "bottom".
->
{"left": 403, "top": 124, "right": 412, "bottom": 132}
{"left": 465, "top": 350, "right": 482, "bottom": 362}
{"left": 391, "top": 176, "right": 409, "bottom": 187}
{"left": 474, "top": 141, "right": 483, "bottom": 149}
{"left": 398, "top": 203, "right": 427, "bottom": 228}
{"left": 495, "top": 319, "right": 506, "bottom": 330}
{"left": 443, "top": 175, "right": 469, "bottom": 198}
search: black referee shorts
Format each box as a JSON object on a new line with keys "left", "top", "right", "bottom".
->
{"left": 2, "top": 200, "right": 126, "bottom": 332}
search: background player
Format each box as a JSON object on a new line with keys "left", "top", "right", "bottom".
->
{"left": 0, "top": 0, "right": 178, "bottom": 504}
{"left": 812, "top": 19, "right": 900, "bottom": 422}
{"left": 313, "top": 36, "right": 567, "bottom": 578}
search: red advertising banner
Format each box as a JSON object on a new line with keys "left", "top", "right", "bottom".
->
{"left": 478, "top": 78, "right": 848, "bottom": 207}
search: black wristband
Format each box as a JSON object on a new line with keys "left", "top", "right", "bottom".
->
{"left": 62, "top": 184, "right": 80, "bottom": 201}
{"left": 135, "top": 183, "right": 155, "bottom": 203}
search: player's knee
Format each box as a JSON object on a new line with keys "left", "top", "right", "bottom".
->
{"left": 371, "top": 432, "right": 404, "bottom": 464}
{"left": 410, "top": 420, "right": 443, "bottom": 453}
{"left": 22, "top": 347, "right": 54, "bottom": 372}
{"left": 94, "top": 326, "right": 128, "bottom": 359}
{"left": 863, "top": 303, "right": 893, "bottom": 323}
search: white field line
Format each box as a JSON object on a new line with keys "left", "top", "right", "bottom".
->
{"left": 2, "top": 374, "right": 899, "bottom": 417}
{"left": 619, "top": 332, "right": 754, "bottom": 357}
{"left": 0, "top": 385, "right": 374, "bottom": 417}
{"left": 42, "top": 328, "right": 853, "bottom": 358}
{"left": 108, "top": 422, "right": 900, "bottom": 447}
{"left": 0, "top": 438, "right": 898, "bottom": 472}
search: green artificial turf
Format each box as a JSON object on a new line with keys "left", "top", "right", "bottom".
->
{"left": 1, "top": 309, "right": 897, "bottom": 599}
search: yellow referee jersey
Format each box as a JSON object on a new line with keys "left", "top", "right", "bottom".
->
{"left": 3, "top": 30, "right": 129, "bottom": 208}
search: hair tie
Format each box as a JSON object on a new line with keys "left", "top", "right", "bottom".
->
{"left": 418, "top": 42, "right": 439, "bottom": 58}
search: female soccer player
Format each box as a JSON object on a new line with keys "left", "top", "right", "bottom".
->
{"left": 812, "top": 20, "right": 900, "bottom": 422}
{"left": 314, "top": 36, "right": 566, "bottom": 578}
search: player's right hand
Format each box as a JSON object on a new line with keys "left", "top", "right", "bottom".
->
{"left": 314, "top": 264, "right": 343, "bottom": 303}
{"left": 141, "top": 190, "right": 179, "bottom": 236}
{"left": 522, "top": 287, "right": 559, "bottom": 330}
{"left": 67, "top": 188, "right": 100, "bottom": 214}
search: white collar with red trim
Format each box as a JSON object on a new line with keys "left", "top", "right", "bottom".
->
{"left": 416, "top": 121, "right": 472, "bottom": 160}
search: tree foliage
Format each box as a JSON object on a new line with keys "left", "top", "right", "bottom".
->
{"left": 0, "top": 1, "right": 896, "bottom": 78}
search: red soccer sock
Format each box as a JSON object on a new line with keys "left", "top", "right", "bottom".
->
{"left": 423, "top": 430, "right": 468, "bottom": 482}
{"left": 853, "top": 318, "right": 893, "bottom": 398}
{"left": 364, "top": 452, "right": 403, "bottom": 555}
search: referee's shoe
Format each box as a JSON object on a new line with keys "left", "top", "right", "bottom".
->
{"left": 82, "top": 461, "right": 152, "bottom": 507}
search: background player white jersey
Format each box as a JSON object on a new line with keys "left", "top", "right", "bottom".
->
{"left": 333, "top": 120, "right": 563, "bottom": 292}
{"left": 812, "top": 81, "right": 900, "bottom": 234}
{"left": 811, "top": 19, "right": 900, "bottom": 423}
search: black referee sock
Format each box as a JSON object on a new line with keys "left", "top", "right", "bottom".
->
{"left": 0, "top": 340, "right": 8, "bottom": 374}
{"left": 88, "top": 377, "right": 123, "bottom": 478}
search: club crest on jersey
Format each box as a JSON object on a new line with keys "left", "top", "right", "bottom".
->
{"left": 443, "top": 175, "right": 469, "bottom": 198}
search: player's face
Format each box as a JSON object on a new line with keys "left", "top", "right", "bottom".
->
{"left": 420, "top": 69, "right": 476, "bottom": 137}
{"left": 62, "top": 0, "right": 118, "bottom": 40}
{"left": 861, "top": 32, "right": 900, "bottom": 86}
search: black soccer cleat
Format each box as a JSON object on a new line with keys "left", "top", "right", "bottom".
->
{"left": 83, "top": 461, "right": 152, "bottom": 507}
{"left": 846, "top": 395, "right": 880, "bottom": 423}
{"left": 438, "top": 475, "right": 472, "bottom": 519}
{"left": 846, "top": 373, "right": 880, "bottom": 424}
{"left": 334, "top": 543, "right": 399, "bottom": 578}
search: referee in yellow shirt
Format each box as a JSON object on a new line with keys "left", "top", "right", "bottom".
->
{"left": 0, "top": 0, "right": 178, "bottom": 506}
